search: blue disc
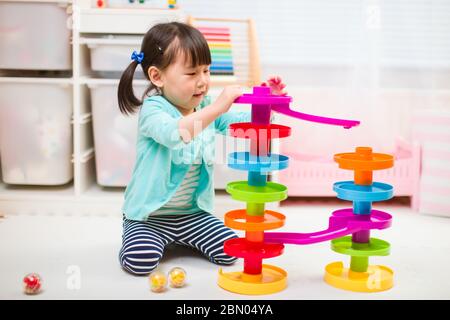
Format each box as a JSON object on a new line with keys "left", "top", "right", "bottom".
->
{"left": 227, "top": 152, "right": 289, "bottom": 173}
{"left": 333, "top": 181, "right": 394, "bottom": 202}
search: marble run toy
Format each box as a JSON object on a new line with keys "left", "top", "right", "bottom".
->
{"left": 218, "top": 86, "right": 394, "bottom": 294}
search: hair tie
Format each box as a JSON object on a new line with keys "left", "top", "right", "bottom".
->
{"left": 131, "top": 51, "right": 144, "bottom": 64}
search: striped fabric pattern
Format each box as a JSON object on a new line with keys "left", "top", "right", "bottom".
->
{"left": 413, "top": 109, "right": 450, "bottom": 217}
{"left": 151, "top": 159, "right": 202, "bottom": 216}
{"left": 151, "top": 131, "right": 203, "bottom": 216}
{"left": 119, "top": 212, "right": 238, "bottom": 275}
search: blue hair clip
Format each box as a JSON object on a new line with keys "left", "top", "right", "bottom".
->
{"left": 131, "top": 51, "right": 144, "bottom": 64}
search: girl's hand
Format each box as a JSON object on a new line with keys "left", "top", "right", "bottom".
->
{"left": 216, "top": 85, "right": 243, "bottom": 114}
{"left": 261, "top": 76, "right": 287, "bottom": 96}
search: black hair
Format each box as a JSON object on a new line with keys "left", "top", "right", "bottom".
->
{"left": 118, "top": 22, "right": 212, "bottom": 115}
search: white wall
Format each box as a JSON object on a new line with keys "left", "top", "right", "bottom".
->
{"left": 183, "top": 0, "right": 450, "bottom": 154}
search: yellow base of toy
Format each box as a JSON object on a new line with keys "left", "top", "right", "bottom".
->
{"left": 218, "top": 264, "right": 287, "bottom": 295}
{"left": 324, "top": 261, "right": 394, "bottom": 293}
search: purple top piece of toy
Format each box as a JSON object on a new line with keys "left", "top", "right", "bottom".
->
{"left": 234, "top": 86, "right": 360, "bottom": 129}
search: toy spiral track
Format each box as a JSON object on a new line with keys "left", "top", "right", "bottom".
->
{"left": 217, "top": 86, "right": 395, "bottom": 294}
{"left": 324, "top": 147, "right": 395, "bottom": 292}
{"left": 218, "top": 86, "right": 291, "bottom": 295}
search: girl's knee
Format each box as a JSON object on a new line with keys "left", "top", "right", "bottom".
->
{"left": 119, "top": 247, "right": 162, "bottom": 276}
{"left": 207, "top": 234, "right": 239, "bottom": 265}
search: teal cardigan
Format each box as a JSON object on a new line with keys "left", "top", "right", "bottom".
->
{"left": 122, "top": 95, "right": 252, "bottom": 221}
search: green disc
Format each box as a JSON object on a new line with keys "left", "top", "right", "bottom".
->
{"left": 226, "top": 181, "right": 288, "bottom": 203}
{"left": 331, "top": 236, "right": 391, "bottom": 257}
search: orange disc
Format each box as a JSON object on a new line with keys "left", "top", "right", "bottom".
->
{"left": 224, "top": 209, "right": 286, "bottom": 232}
{"left": 334, "top": 147, "right": 394, "bottom": 171}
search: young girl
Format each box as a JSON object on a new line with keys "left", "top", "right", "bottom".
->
{"left": 117, "top": 21, "right": 286, "bottom": 275}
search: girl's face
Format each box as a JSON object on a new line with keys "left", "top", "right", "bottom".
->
{"left": 158, "top": 53, "right": 210, "bottom": 116}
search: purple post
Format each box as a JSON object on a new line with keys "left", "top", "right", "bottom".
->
{"left": 353, "top": 230, "right": 370, "bottom": 243}
{"left": 251, "top": 86, "right": 272, "bottom": 125}
{"left": 352, "top": 215, "right": 371, "bottom": 243}
{"left": 248, "top": 86, "right": 271, "bottom": 186}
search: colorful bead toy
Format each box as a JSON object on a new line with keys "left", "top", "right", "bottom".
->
{"left": 168, "top": 267, "right": 187, "bottom": 288}
{"left": 149, "top": 270, "right": 167, "bottom": 293}
{"left": 23, "top": 273, "right": 42, "bottom": 295}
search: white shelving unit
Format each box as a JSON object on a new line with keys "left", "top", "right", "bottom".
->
{"left": 0, "top": 0, "right": 182, "bottom": 215}
{"left": 0, "top": 0, "right": 278, "bottom": 216}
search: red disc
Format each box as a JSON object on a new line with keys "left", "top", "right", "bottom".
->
{"left": 229, "top": 122, "right": 291, "bottom": 140}
{"left": 224, "top": 237, "right": 284, "bottom": 260}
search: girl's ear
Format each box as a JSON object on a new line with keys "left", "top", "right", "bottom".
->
{"left": 148, "top": 66, "right": 164, "bottom": 89}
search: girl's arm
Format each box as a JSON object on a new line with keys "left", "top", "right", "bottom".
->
{"left": 178, "top": 85, "right": 242, "bottom": 143}
{"left": 215, "top": 111, "right": 252, "bottom": 135}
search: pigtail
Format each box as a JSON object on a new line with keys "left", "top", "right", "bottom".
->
{"left": 118, "top": 61, "right": 142, "bottom": 115}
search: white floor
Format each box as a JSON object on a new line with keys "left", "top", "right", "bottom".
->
{"left": 1, "top": 199, "right": 449, "bottom": 300}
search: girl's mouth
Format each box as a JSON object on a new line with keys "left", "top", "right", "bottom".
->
{"left": 193, "top": 92, "right": 204, "bottom": 98}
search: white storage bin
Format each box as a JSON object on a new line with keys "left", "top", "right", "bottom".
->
{"left": 0, "top": 80, "right": 73, "bottom": 185}
{"left": 0, "top": 2, "right": 72, "bottom": 70}
{"left": 86, "top": 36, "right": 142, "bottom": 72}
{"left": 89, "top": 81, "right": 147, "bottom": 187}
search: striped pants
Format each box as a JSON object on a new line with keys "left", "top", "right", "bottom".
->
{"left": 119, "top": 211, "right": 238, "bottom": 275}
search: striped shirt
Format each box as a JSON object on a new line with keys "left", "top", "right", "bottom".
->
{"left": 150, "top": 151, "right": 203, "bottom": 216}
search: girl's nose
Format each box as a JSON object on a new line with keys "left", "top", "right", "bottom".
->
{"left": 198, "top": 73, "right": 209, "bottom": 87}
